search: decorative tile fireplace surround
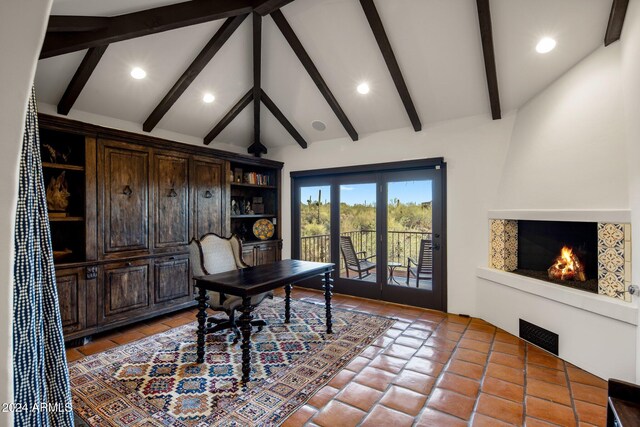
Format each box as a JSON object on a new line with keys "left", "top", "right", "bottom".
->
{"left": 478, "top": 210, "right": 637, "bottom": 325}
{"left": 489, "top": 219, "right": 631, "bottom": 301}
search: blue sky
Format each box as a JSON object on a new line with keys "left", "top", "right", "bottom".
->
{"left": 300, "top": 180, "right": 432, "bottom": 206}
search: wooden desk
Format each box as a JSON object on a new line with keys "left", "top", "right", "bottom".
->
{"left": 193, "top": 259, "right": 334, "bottom": 383}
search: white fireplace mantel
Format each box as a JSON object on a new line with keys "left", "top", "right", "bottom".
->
{"left": 488, "top": 209, "right": 631, "bottom": 223}
{"left": 477, "top": 267, "right": 638, "bottom": 325}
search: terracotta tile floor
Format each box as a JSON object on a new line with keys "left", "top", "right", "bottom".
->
{"left": 67, "top": 288, "right": 608, "bottom": 426}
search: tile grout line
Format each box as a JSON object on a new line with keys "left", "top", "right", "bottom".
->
{"left": 522, "top": 339, "right": 529, "bottom": 425}
{"left": 306, "top": 312, "right": 438, "bottom": 426}
{"left": 468, "top": 323, "right": 498, "bottom": 425}
{"left": 563, "top": 359, "right": 581, "bottom": 425}
{"left": 412, "top": 315, "right": 474, "bottom": 425}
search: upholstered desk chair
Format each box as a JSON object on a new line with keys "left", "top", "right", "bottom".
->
{"left": 189, "top": 233, "right": 271, "bottom": 343}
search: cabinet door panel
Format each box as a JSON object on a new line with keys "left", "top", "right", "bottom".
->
{"left": 155, "top": 153, "right": 189, "bottom": 249}
{"left": 55, "top": 268, "right": 86, "bottom": 334}
{"left": 257, "top": 245, "right": 277, "bottom": 265}
{"left": 192, "top": 159, "right": 223, "bottom": 239}
{"left": 102, "top": 261, "right": 150, "bottom": 321}
{"left": 102, "top": 143, "right": 149, "bottom": 253}
{"left": 155, "top": 256, "right": 190, "bottom": 303}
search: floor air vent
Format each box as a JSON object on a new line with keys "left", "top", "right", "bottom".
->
{"left": 519, "top": 319, "right": 559, "bottom": 355}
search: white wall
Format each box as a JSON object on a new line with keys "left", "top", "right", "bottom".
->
{"left": 267, "top": 114, "right": 516, "bottom": 315}
{"left": 495, "top": 44, "right": 628, "bottom": 210}
{"left": 477, "top": 43, "right": 635, "bottom": 380}
{"left": 620, "top": 0, "right": 640, "bottom": 380}
{"left": 0, "top": 1, "right": 53, "bottom": 425}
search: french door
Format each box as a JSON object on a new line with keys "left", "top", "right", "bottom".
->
{"left": 292, "top": 159, "right": 446, "bottom": 311}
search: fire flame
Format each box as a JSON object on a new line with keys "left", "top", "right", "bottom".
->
{"left": 548, "top": 246, "right": 586, "bottom": 282}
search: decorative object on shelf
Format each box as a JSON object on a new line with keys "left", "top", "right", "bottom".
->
{"left": 253, "top": 218, "right": 275, "bottom": 240}
{"left": 245, "top": 200, "right": 253, "bottom": 215}
{"left": 53, "top": 248, "right": 73, "bottom": 262}
{"left": 42, "top": 143, "right": 71, "bottom": 164}
{"left": 231, "top": 199, "right": 240, "bottom": 215}
{"left": 46, "top": 171, "right": 70, "bottom": 216}
{"left": 234, "top": 168, "right": 243, "bottom": 183}
{"left": 252, "top": 196, "right": 264, "bottom": 214}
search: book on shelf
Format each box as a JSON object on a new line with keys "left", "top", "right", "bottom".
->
{"left": 242, "top": 172, "right": 271, "bottom": 186}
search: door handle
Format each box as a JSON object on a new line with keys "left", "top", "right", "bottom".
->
{"left": 433, "top": 243, "right": 441, "bottom": 250}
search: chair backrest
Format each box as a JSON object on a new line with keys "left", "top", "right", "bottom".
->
{"left": 189, "top": 233, "right": 247, "bottom": 277}
{"left": 417, "top": 239, "right": 433, "bottom": 275}
{"left": 340, "top": 235, "right": 360, "bottom": 268}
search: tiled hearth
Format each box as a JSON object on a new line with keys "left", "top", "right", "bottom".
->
{"left": 490, "top": 219, "right": 632, "bottom": 302}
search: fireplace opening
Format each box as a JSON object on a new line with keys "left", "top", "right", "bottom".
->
{"left": 515, "top": 220, "right": 598, "bottom": 293}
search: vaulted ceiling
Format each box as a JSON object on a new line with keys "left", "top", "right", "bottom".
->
{"left": 35, "top": 0, "right": 625, "bottom": 155}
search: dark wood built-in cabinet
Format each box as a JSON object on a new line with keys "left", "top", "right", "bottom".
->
{"left": 154, "top": 152, "right": 190, "bottom": 249}
{"left": 39, "top": 115, "right": 283, "bottom": 342}
{"left": 100, "top": 140, "right": 150, "bottom": 255}
{"left": 192, "top": 157, "right": 225, "bottom": 239}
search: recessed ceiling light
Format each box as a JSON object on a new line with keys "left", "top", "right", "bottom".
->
{"left": 203, "top": 93, "right": 215, "bottom": 103}
{"left": 130, "top": 67, "right": 147, "bottom": 79}
{"left": 311, "top": 120, "right": 326, "bottom": 131}
{"left": 536, "top": 37, "right": 556, "bottom": 54}
{"left": 357, "top": 82, "right": 370, "bottom": 95}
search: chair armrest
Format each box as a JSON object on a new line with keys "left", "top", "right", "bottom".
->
{"left": 356, "top": 251, "right": 367, "bottom": 256}
{"left": 363, "top": 255, "right": 376, "bottom": 260}
{"left": 407, "top": 257, "right": 417, "bottom": 266}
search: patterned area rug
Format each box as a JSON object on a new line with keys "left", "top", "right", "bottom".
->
{"left": 70, "top": 297, "right": 394, "bottom": 426}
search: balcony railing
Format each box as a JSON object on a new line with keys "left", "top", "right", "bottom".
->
{"left": 300, "top": 230, "right": 432, "bottom": 268}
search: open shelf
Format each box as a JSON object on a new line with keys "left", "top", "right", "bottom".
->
{"left": 42, "top": 162, "right": 85, "bottom": 171}
{"left": 231, "top": 214, "right": 276, "bottom": 219}
{"left": 49, "top": 216, "right": 84, "bottom": 222}
{"left": 231, "top": 182, "right": 277, "bottom": 189}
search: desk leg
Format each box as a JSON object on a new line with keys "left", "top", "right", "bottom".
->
{"left": 196, "top": 287, "right": 209, "bottom": 364}
{"left": 239, "top": 296, "right": 254, "bottom": 384}
{"left": 284, "top": 284, "right": 292, "bottom": 323}
{"left": 323, "top": 272, "right": 333, "bottom": 334}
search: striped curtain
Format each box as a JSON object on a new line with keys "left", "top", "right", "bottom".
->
{"left": 13, "top": 87, "right": 74, "bottom": 427}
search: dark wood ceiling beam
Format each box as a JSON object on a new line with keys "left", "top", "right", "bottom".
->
{"left": 41, "top": 0, "right": 256, "bottom": 59}
{"left": 204, "top": 89, "right": 254, "bottom": 145}
{"left": 605, "top": 0, "right": 629, "bottom": 46}
{"left": 249, "top": 12, "right": 267, "bottom": 157}
{"left": 359, "top": 0, "right": 421, "bottom": 132}
{"left": 253, "top": 0, "right": 296, "bottom": 16}
{"left": 57, "top": 45, "right": 108, "bottom": 115}
{"left": 143, "top": 15, "right": 247, "bottom": 132}
{"left": 261, "top": 89, "right": 307, "bottom": 149}
{"left": 47, "top": 16, "right": 110, "bottom": 32}
{"left": 271, "top": 9, "right": 359, "bottom": 141}
{"left": 476, "top": 0, "right": 501, "bottom": 120}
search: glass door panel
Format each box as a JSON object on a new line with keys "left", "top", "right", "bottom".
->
{"left": 339, "top": 183, "right": 378, "bottom": 285}
{"left": 386, "top": 179, "right": 433, "bottom": 290}
{"left": 299, "top": 185, "right": 331, "bottom": 263}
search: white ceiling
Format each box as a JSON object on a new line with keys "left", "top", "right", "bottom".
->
{"left": 35, "top": 0, "right": 612, "bottom": 151}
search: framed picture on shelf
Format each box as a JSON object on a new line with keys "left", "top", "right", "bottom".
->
{"left": 233, "top": 168, "right": 243, "bottom": 183}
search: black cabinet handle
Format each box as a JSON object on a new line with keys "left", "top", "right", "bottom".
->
{"left": 125, "top": 262, "right": 132, "bottom": 267}
{"left": 204, "top": 190, "right": 213, "bottom": 199}
{"left": 169, "top": 256, "right": 176, "bottom": 260}
{"left": 168, "top": 188, "right": 177, "bottom": 198}
{"left": 123, "top": 185, "right": 133, "bottom": 196}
